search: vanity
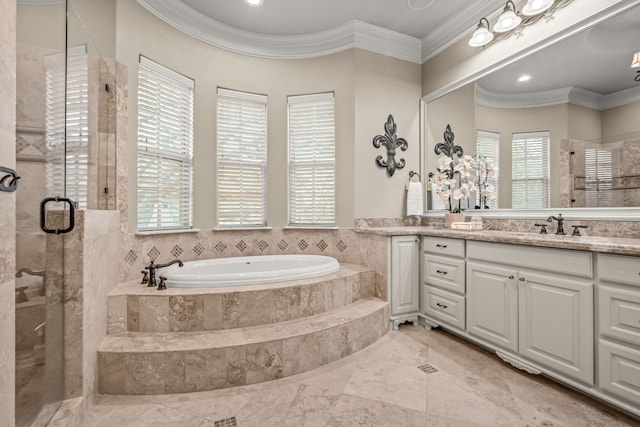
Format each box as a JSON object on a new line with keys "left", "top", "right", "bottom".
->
{"left": 376, "top": 226, "right": 640, "bottom": 419}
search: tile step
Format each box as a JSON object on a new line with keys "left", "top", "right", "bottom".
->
{"left": 98, "top": 298, "right": 389, "bottom": 395}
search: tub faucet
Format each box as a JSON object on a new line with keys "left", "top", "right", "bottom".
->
{"left": 144, "top": 259, "right": 183, "bottom": 288}
{"left": 546, "top": 214, "right": 566, "bottom": 235}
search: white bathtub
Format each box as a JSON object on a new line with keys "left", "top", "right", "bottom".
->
{"left": 157, "top": 254, "right": 341, "bottom": 288}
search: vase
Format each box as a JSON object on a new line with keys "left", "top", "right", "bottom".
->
{"left": 444, "top": 213, "right": 464, "bottom": 228}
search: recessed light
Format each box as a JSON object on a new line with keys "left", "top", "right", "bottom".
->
{"left": 244, "top": 0, "right": 263, "bottom": 7}
{"left": 408, "top": 0, "right": 434, "bottom": 10}
{"left": 517, "top": 74, "right": 531, "bottom": 82}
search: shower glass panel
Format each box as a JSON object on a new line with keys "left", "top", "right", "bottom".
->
{"left": 15, "top": 2, "right": 67, "bottom": 426}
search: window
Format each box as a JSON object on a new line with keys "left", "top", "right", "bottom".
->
{"left": 288, "top": 93, "right": 335, "bottom": 226}
{"left": 585, "top": 148, "right": 614, "bottom": 207}
{"left": 45, "top": 46, "right": 89, "bottom": 208}
{"left": 511, "top": 131, "right": 549, "bottom": 209}
{"left": 476, "top": 130, "right": 500, "bottom": 209}
{"left": 137, "top": 56, "right": 194, "bottom": 231}
{"left": 216, "top": 88, "right": 267, "bottom": 227}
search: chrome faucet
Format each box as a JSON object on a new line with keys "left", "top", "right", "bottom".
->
{"left": 143, "top": 259, "right": 183, "bottom": 288}
{"left": 546, "top": 214, "right": 566, "bottom": 235}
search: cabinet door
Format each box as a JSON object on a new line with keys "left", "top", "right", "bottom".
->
{"left": 518, "top": 270, "right": 594, "bottom": 385}
{"left": 467, "top": 262, "right": 518, "bottom": 352}
{"left": 390, "top": 236, "right": 420, "bottom": 316}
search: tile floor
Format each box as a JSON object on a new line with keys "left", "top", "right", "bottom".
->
{"left": 82, "top": 326, "right": 640, "bottom": 426}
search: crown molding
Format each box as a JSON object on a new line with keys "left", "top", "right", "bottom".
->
{"left": 475, "top": 84, "right": 640, "bottom": 110}
{"left": 420, "top": 0, "right": 505, "bottom": 63}
{"left": 136, "top": 0, "right": 422, "bottom": 63}
{"left": 17, "top": 0, "right": 64, "bottom": 4}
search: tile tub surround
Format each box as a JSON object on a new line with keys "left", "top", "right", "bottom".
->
{"left": 108, "top": 264, "right": 375, "bottom": 333}
{"left": 99, "top": 265, "right": 389, "bottom": 395}
{"left": 83, "top": 327, "right": 640, "bottom": 427}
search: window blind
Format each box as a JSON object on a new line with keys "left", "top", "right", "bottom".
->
{"left": 511, "top": 131, "right": 549, "bottom": 209}
{"left": 137, "top": 56, "right": 194, "bottom": 231}
{"left": 476, "top": 130, "right": 500, "bottom": 209}
{"left": 45, "top": 48, "right": 89, "bottom": 208}
{"left": 585, "top": 148, "right": 614, "bottom": 207}
{"left": 288, "top": 93, "right": 336, "bottom": 226}
{"left": 216, "top": 88, "right": 268, "bottom": 227}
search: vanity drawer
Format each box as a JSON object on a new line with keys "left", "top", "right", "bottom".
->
{"left": 423, "top": 254, "right": 465, "bottom": 294}
{"left": 422, "top": 285, "right": 465, "bottom": 331}
{"left": 599, "top": 285, "right": 640, "bottom": 345}
{"left": 422, "top": 236, "right": 465, "bottom": 258}
{"left": 599, "top": 340, "right": 640, "bottom": 405}
{"left": 598, "top": 254, "right": 640, "bottom": 288}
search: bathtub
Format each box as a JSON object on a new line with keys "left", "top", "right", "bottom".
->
{"left": 157, "top": 254, "right": 341, "bottom": 288}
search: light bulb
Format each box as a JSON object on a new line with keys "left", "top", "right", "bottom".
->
{"left": 469, "top": 18, "right": 494, "bottom": 47}
{"left": 243, "top": 0, "right": 264, "bottom": 7}
{"left": 522, "top": 0, "right": 553, "bottom": 16}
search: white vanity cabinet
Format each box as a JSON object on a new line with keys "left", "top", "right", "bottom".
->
{"left": 597, "top": 253, "right": 640, "bottom": 406}
{"left": 422, "top": 236, "right": 466, "bottom": 331}
{"left": 466, "top": 241, "right": 594, "bottom": 385}
{"left": 389, "top": 235, "right": 420, "bottom": 329}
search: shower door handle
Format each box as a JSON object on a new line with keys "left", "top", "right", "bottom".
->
{"left": 40, "top": 197, "right": 75, "bottom": 234}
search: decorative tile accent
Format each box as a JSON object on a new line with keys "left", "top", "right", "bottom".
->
{"left": 316, "top": 240, "right": 328, "bottom": 252}
{"left": 213, "top": 417, "right": 237, "bottom": 427}
{"left": 418, "top": 363, "right": 438, "bottom": 374}
{"left": 124, "top": 250, "right": 138, "bottom": 265}
{"left": 170, "top": 244, "right": 183, "bottom": 258}
{"left": 336, "top": 240, "right": 347, "bottom": 252}
{"left": 257, "top": 240, "right": 269, "bottom": 251}
{"left": 147, "top": 246, "right": 160, "bottom": 261}
{"left": 236, "top": 240, "right": 248, "bottom": 252}
{"left": 29, "top": 250, "right": 44, "bottom": 265}
{"left": 193, "top": 243, "right": 205, "bottom": 256}
{"left": 277, "top": 240, "right": 288, "bottom": 251}
{"left": 16, "top": 135, "right": 28, "bottom": 153}
{"left": 298, "top": 239, "right": 308, "bottom": 251}
{"left": 215, "top": 241, "right": 227, "bottom": 253}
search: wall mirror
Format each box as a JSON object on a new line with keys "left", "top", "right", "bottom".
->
{"left": 424, "top": 2, "right": 640, "bottom": 217}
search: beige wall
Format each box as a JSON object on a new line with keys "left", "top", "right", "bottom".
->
{"left": 602, "top": 100, "right": 640, "bottom": 142}
{"left": 0, "top": 0, "right": 16, "bottom": 425}
{"left": 116, "top": 0, "right": 422, "bottom": 229}
{"left": 568, "top": 103, "right": 602, "bottom": 142}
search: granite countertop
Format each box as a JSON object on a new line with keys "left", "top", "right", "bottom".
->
{"left": 354, "top": 226, "right": 640, "bottom": 256}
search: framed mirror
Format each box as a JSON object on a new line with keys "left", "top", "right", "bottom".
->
{"left": 424, "top": 1, "right": 640, "bottom": 218}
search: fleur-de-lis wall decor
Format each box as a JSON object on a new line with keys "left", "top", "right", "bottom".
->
{"left": 434, "top": 124, "right": 463, "bottom": 159}
{"left": 372, "top": 115, "right": 408, "bottom": 177}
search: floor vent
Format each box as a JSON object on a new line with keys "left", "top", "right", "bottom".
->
{"left": 214, "top": 417, "right": 238, "bottom": 427}
{"left": 418, "top": 363, "right": 438, "bottom": 374}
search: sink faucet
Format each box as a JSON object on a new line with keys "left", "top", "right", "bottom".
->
{"left": 144, "top": 259, "right": 183, "bottom": 287}
{"left": 546, "top": 214, "right": 566, "bottom": 235}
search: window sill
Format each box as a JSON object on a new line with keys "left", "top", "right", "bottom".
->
{"left": 284, "top": 226, "right": 340, "bottom": 230}
{"left": 135, "top": 228, "right": 201, "bottom": 236}
{"left": 212, "top": 226, "right": 273, "bottom": 231}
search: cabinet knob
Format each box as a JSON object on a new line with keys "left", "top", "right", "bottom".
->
{"left": 436, "top": 244, "right": 448, "bottom": 248}
{"left": 518, "top": 277, "right": 526, "bottom": 282}
{"left": 508, "top": 275, "right": 515, "bottom": 280}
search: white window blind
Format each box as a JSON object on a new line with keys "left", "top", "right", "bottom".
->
{"left": 585, "top": 148, "right": 614, "bottom": 207}
{"left": 476, "top": 130, "right": 499, "bottom": 209}
{"left": 45, "top": 48, "right": 89, "bottom": 208}
{"left": 137, "top": 56, "right": 194, "bottom": 231}
{"left": 511, "top": 131, "right": 549, "bottom": 209}
{"left": 288, "top": 93, "right": 335, "bottom": 226}
{"left": 216, "top": 88, "right": 268, "bottom": 227}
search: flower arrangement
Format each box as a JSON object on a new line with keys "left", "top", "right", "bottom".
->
{"left": 429, "top": 154, "right": 498, "bottom": 212}
{"left": 429, "top": 154, "right": 478, "bottom": 213}
{"left": 474, "top": 154, "right": 498, "bottom": 209}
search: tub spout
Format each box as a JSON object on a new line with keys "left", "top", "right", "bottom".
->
{"left": 144, "top": 259, "right": 183, "bottom": 288}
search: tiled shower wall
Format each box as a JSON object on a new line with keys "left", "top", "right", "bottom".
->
{"left": 120, "top": 228, "right": 389, "bottom": 300}
{"left": 0, "top": 0, "right": 16, "bottom": 425}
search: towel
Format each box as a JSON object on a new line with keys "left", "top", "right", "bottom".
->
{"left": 406, "top": 180, "right": 424, "bottom": 217}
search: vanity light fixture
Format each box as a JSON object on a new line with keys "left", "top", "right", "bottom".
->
{"left": 522, "top": 0, "right": 554, "bottom": 16}
{"left": 243, "top": 0, "right": 264, "bottom": 7}
{"left": 494, "top": 1, "right": 522, "bottom": 33}
{"left": 468, "top": 18, "right": 494, "bottom": 47}
{"left": 632, "top": 51, "right": 640, "bottom": 68}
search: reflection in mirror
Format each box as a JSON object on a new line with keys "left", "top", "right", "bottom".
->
{"left": 426, "top": 4, "right": 640, "bottom": 210}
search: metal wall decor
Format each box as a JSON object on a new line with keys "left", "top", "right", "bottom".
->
{"left": 434, "top": 124, "right": 463, "bottom": 158}
{"left": 0, "top": 166, "right": 20, "bottom": 192}
{"left": 372, "top": 115, "right": 408, "bottom": 177}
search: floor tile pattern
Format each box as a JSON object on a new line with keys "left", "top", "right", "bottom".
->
{"left": 82, "top": 327, "right": 640, "bottom": 427}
